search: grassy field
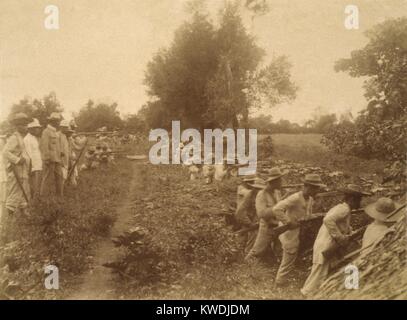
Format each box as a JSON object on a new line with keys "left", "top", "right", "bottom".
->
{"left": 269, "top": 133, "right": 387, "bottom": 177}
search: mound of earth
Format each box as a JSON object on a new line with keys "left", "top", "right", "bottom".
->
{"left": 315, "top": 217, "right": 406, "bottom": 300}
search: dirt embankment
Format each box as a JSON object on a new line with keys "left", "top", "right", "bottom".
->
{"left": 315, "top": 218, "right": 406, "bottom": 300}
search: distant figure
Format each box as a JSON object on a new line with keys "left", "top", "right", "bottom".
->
{"left": 80, "top": 146, "right": 98, "bottom": 171}
{"left": 59, "top": 120, "right": 71, "bottom": 183}
{"left": 66, "top": 126, "right": 78, "bottom": 186}
{"left": 40, "top": 112, "right": 63, "bottom": 198}
{"left": 23, "top": 118, "right": 43, "bottom": 199}
{"left": 2, "top": 113, "right": 31, "bottom": 216}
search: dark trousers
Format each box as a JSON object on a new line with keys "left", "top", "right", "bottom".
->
{"left": 40, "top": 162, "right": 63, "bottom": 197}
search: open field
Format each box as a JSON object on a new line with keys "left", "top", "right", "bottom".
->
{"left": 0, "top": 135, "right": 398, "bottom": 300}
{"left": 269, "top": 134, "right": 387, "bottom": 178}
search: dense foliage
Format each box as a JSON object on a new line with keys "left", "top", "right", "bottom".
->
{"left": 322, "top": 17, "right": 407, "bottom": 180}
{"left": 143, "top": 1, "right": 297, "bottom": 130}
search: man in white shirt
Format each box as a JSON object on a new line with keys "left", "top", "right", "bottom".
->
{"left": 272, "top": 174, "right": 326, "bottom": 287}
{"left": 301, "top": 184, "right": 370, "bottom": 296}
{"left": 24, "top": 118, "right": 43, "bottom": 199}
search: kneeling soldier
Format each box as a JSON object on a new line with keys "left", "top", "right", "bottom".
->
{"left": 245, "top": 168, "right": 286, "bottom": 261}
{"left": 273, "top": 174, "right": 326, "bottom": 287}
{"left": 235, "top": 176, "right": 264, "bottom": 253}
{"left": 301, "top": 184, "right": 370, "bottom": 296}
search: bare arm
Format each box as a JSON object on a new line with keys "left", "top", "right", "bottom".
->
{"left": 272, "top": 195, "right": 294, "bottom": 225}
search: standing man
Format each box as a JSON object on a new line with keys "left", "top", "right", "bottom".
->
{"left": 272, "top": 174, "right": 326, "bottom": 287}
{"left": 40, "top": 112, "right": 63, "bottom": 198}
{"left": 301, "top": 184, "right": 370, "bottom": 296}
{"left": 65, "top": 126, "right": 78, "bottom": 186}
{"left": 2, "top": 113, "right": 31, "bottom": 216}
{"left": 245, "top": 168, "right": 287, "bottom": 261}
{"left": 23, "top": 118, "right": 43, "bottom": 199}
{"left": 59, "top": 120, "right": 70, "bottom": 183}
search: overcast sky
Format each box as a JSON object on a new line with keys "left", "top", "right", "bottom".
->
{"left": 0, "top": 0, "right": 406, "bottom": 124}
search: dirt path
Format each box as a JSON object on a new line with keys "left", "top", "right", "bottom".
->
{"left": 67, "top": 163, "right": 141, "bottom": 300}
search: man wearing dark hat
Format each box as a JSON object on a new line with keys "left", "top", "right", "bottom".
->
{"left": 40, "top": 112, "right": 63, "bottom": 197}
{"left": 2, "top": 113, "right": 31, "bottom": 216}
{"left": 301, "top": 184, "right": 370, "bottom": 296}
{"left": 362, "top": 197, "right": 404, "bottom": 253}
{"left": 235, "top": 176, "right": 264, "bottom": 253}
{"left": 245, "top": 168, "right": 286, "bottom": 261}
{"left": 273, "top": 173, "right": 326, "bottom": 287}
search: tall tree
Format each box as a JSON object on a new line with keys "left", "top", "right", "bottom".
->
{"left": 144, "top": 12, "right": 219, "bottom": 130}
{"left": 144, "top": 0, "right": 296, "bottom": 131}
{"left": 75, "top": 100, "right": 123, "bottom": 132}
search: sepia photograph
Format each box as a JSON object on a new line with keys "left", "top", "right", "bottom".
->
{"left": 0, "top": 0, "right": 406, "bottom": 305}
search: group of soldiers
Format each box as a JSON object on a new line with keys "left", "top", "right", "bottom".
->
{"left": 0, "top": 112, "right": 114, "bottom": 226}
{"left": 1, "top": 112, "right": 404, "bottom": 297}
{"left": 232, "top": 168, "right": 404, "bottom": 297}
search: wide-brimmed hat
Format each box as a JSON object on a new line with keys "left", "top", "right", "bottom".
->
{"left": 48, "top": 112, "right": 62, "bottom": 121}
{"left": 339, "top": 184, "right": 371, "bottom": 197}
{"left": 27, "top": 118, "right": 41, "bottom": 128}
{"left": 364, "top": 197, "right": 405, "bottom": 222}
{"left": 303, "top": 174, "right": 327, "bottom": 188}
{"left": 266, "top": 168, "right": 288, "bottom": 182}
{"left": 60, "top": 119, "right": 70, "bottom": 127}
{"left": 9, "top": 112, "right": 31, "bottom": 125}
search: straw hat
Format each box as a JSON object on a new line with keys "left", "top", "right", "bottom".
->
{"left": 339, "top": 184, "right": 371, "bottom": 197}
{"left": 48, "top": 112, "right": 62, "bottom": 121}
{"left": 60, "top": 119, "right": 70, "bottom": 127}
{"left": 364, "top": 197, "right": 404, "bottom": 222}
{"left": 27, "top": 118, "right": 42, "bottom": 128}
{"left": 266, "top": 168, "right": 288, "bottom": 182}
{"left": 303, "top": 174, "right": 327, "bottom": 188}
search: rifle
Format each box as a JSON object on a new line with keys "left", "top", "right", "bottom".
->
{"left": 10, "top": 164, "right": 30, "bottom": 204}
{"left": 235, "top": 212, "right": 325, "bottom": 235}
{"left": 282, "top": 184, "right": 303, "bottom": 189}
{"left": 316, "top": 191, "right": 343, "bottom": 198}
{"left": 386, "top": 203, "right": 406, "bottom": 221}
{"left": 322, "top": 225, "right": 367, "bottom": 260}
{"left": 66, "top": 138, "right": 88, "bottom": 182}
{"left": 322, "top": 204, "right": 406, "bottom": 260}
{"left": 234, "top": 208, "right": 365, "bottom": 236}
{"left": 330, "top": 243, "right": 375, "bottom": 269}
